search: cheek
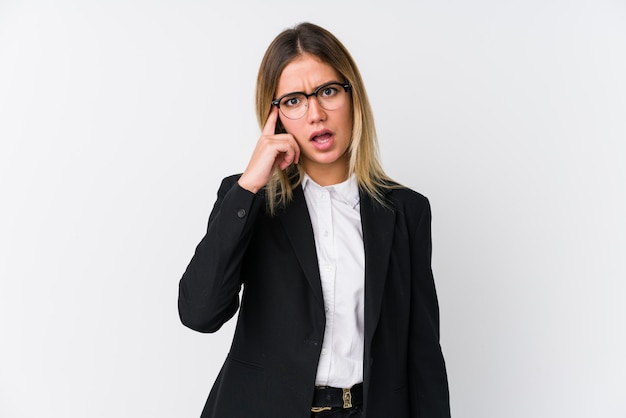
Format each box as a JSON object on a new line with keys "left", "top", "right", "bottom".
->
{"left": 277, "top": 114, "right": 292, "bottom": 133}
{"left": 281, "top": 119, "right": 307, "bottom": 141}
{"left": 340, "top": 110, "right": 354, "bottom": 138}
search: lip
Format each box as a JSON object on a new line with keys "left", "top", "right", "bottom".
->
{"left": 308, "top": 129, "right": 335, "bottom": 151}
{"left": 309, "top": 129, "right": 334, "bottom": 142}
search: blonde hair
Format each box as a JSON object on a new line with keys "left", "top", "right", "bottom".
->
{"left": 256, "top": 22, "right": 395, "bottom": 214}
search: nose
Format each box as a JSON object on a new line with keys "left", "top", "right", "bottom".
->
{"left": 306, "top": 96, "right": 326, "bottom": 122}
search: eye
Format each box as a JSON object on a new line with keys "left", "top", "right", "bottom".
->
{"left": 319, "top": 86, "right": 339, "bottom": 98}
{"left": 281, "top": 95, "right": 303, "bottom": 108}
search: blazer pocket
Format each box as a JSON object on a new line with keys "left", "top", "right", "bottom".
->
{"left": 228, "top": 356, "right": 265, "bottom": 371}
{"left": 213, "top": 356, "right": 267, "bottom": 413}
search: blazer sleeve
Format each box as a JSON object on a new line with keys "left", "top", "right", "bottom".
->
{"left": 178, "top": 175, "right": 264, "bottom": 333}
{"left": 408, "top": 197, "right": 451, "bottom": 417}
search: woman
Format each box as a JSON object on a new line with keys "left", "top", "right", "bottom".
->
{"left": 178, "top": 22, "right": 450, "bottom": 418}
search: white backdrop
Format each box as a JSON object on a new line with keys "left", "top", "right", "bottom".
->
{"left": 1, "top": 1, "right": 625, "bottom": 417}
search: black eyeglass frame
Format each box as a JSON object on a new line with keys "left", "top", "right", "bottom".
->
{"left": 271, "top": 82, "right": 352, "bottom": 116}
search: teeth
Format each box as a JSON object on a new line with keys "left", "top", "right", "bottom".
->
{"left": 313, "top": 134, "right": 331, "bottom": 143}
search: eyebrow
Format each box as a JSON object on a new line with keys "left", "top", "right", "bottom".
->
{"left": 275, "top": 80, "right": 343, "bottom": 98}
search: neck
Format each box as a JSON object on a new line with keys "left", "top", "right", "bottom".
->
{"left": 301, "top": 158, "right": 350, "bottom": 186}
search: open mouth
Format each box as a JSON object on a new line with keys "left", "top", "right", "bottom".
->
{"left": 310, "top": 129, "right": 334, "bottom": 144}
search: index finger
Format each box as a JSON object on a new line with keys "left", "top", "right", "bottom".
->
{"left": 262, "top": 105, "right": 280, "bottom": 136}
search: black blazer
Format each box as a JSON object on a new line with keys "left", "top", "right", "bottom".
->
{"left": 178, "top": 175, "right": 450, "bottom": 418}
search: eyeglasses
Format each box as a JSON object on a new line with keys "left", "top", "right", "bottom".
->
{"left": 271, "top": 82, "right": 352, "bottom": 120}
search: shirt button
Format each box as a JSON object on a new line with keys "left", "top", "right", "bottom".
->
{"left": 236, "top": 209, "right": 246, "bottom": 218}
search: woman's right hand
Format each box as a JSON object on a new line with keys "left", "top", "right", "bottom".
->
{"left": 237, "top": 106, "right": 300, "bottom": 194}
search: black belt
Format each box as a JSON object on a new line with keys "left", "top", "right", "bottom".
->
{"left": 312, "top": 383, "right": 363, "bottom": 409}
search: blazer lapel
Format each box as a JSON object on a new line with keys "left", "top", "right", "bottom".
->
{"left": 278, "top": 185, "right": 396, "bottom": 344}
{"left": 360, "top": 190, "right": 396, "bottom": 349}
{"left": 278, "top": 185, "right": 324, "bottom": 307}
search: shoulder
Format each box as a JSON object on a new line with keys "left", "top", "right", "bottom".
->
{"left": 383, "top": 186, "right": 433, "bottom": 237}
{"left": 385, "top": 185, "right": 431, "bottom": 213}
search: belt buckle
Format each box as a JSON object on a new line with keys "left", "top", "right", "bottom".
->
{"left": 342, "top": 387, "right": 352, "bottom": 408}
{"left": 311, "top": 407, "right": 332, "bottom": 413}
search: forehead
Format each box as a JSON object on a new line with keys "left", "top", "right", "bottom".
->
{"left": 276, "top": 54, "right": 342, "bottom": 96}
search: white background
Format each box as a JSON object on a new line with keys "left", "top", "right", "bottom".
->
{"left": 1, "top": 1, "right": 625, "bottom": 417}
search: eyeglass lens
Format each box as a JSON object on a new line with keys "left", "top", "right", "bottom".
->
{"left": 276, "top": 83, "right": 349, "bottom": 120}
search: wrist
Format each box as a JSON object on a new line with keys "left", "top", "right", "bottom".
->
{"left": 237, "top": 177, "right": 260, "bottom": 194}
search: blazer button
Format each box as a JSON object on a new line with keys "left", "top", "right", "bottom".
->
{"left": 237, "top": 209, "right": 246, "bottom": 218}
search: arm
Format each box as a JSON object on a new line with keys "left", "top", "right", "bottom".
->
{"left": 179, "top": 107, "right": 300, "bottom": 333}
{"left": 408, "top": 197, "right": 451, "bottom": 417}
{"left": 178, "top": 175, "right": 263, "bottom": 333}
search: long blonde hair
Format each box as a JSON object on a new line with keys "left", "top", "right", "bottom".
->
{"left": 256, "top": 22, "right": 394, "bottom": 214}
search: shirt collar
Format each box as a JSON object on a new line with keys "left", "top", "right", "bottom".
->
{"left": 302, "top": 173, "right": 360, "bottom": 209}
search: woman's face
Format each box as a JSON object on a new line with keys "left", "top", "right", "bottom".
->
{"left": 275, "top": 54, "right": 353, "bottom": 185}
